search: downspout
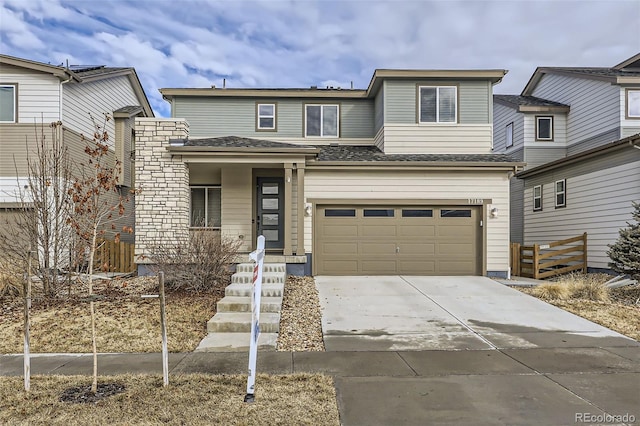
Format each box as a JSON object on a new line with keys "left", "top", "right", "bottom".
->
{"left": 59, "top": 70, "right": 75, "bottom": 122}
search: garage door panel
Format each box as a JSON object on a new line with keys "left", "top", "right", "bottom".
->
{"left": 438, "top": 224, "right": 474, "bottom": 237}
{"left": 323, "top": 224, "right": 359, "bottom": 237}
{"left": 322, "top": 242, "right": 358, "bottom": 256}
{"left": 398, "top": 224, "right": 435, "bottom": 237}
{"left": 397, "top": 242, "right": 436, "bottom": 255}
{"left": 361, "top": 224, "right": 397, "bottom": 237}
{"left": 360, "top": 242, "right": 396, "bottom": 255}
{"left": 321, "top": 260, "right": 359, "bottom": 275}
{"left": 438, "top": 260, "right": 476, "bottom": 275}
{"left": 439, "top": 242, "right": 474, "bottom": 255}
{"left": 362, "top": 260, "right": 397, "bottom": 274}
{"left": 398, "top": 260, "right": 436, "bottom": 274}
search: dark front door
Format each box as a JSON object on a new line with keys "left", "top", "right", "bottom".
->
{"left": 257, "top": 177, "right": 284, "bottom": 249}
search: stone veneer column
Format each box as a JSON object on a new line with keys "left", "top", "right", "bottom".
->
{"left": 134, "top": 118, "right": 190, "bottom": 266}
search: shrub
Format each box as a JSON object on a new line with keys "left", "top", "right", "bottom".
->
{"left": 532, "top": 282, "right": 571, "bottom": 300}
{"left": 550, "top": 273, "right": 610, "bottom": 302}
{"left": 608, "top": 201, "right": 640, "bottom": 279}
{"left": 148, "top": 231, "right": 241, "bottom": 293}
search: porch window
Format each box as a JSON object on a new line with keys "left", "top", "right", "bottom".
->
{"left": 419, "top": 86, "right": 457, "bottom": 123}
{"left": 257, "top": 103, "right": 276, "bottom": 130}
{"left": 190, "top": 186, "right": 221, "bottom": 227}
{"left": 536, "top": 116, "right": 553, "bottom": 141}
{"left": 626, "top": 89, "right": 640, "bottom": 119}
{"left": 305, "top": 104, "right": 339, "bottom": 137}
{"left": 533, "top": 185, "right": 542, "bottom": 211}
{"left": 0, "top": 84, "right": 16, "bottom": 123}
{"left": 555, "top": 179, "right": 566, "bottom": 208}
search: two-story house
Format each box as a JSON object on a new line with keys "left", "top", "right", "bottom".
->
{"left": 0, "top": 54, "right": 154, "bottom": 243}
{"left": 493, "top": 53, "right": 640, "bottom": 271}
{"left": 135, "top": 69, "right": 524, "bottom": 277}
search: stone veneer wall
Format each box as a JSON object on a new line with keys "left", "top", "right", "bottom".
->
{"left": 134, "top": 118, "right": 190, "bottom": 264}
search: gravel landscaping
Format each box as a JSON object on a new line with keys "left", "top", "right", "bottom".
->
{"left": 277, "top": 276, "right": 325, "bottom": 351}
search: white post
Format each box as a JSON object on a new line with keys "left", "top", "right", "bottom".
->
{"left": 159, "top": 271, "right": 169, "bottom": 387}
{"left": 244, "top": 235, "right": 265, "bottom": 403}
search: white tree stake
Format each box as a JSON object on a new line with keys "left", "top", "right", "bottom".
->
{"left": 245, "top": 235, "right": 265, "bottom": 403}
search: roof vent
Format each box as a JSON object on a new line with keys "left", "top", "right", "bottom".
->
{"left": 310, "top": 85, "right": 318, "bottom": 89}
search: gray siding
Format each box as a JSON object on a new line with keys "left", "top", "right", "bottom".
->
{"left": 174, "top": 97, "right": 374, "bottom": 139}
{"left": 510, "top": 177, "right": 524, "bottom": 244}
{"left": 567, "top": 127, "right": 620, "bottom": 156}
{"left": 374, "top": 88, "right": 384, "bottom": 133}
{"left": 523, "top": 147, "right": 567, "bottom": 169}
{"left": 531, "top": 74, "right": 619, "bottom": 148}
{"left": 384, "top": 80, "right": 491, "bottom": 124}
{"left": 493, "top": 103, "right": 524, "bottom": 153}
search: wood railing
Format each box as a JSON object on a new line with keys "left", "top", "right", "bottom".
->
{"left": 95, "top": 239, "right": 136, "bottom": 273}
{"left": 510, "top": 233, "right": 587, "bottom": 280}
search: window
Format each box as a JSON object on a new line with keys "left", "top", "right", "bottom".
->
{"left": 402, "top": 209, "right": 433, "bottom": 217}
{"left": 505, "top": 122, "right": 514, "bottom": 148}
{"left": 536, "top": 116, "right": 553, "bottom": 141}
{"left": 441, "top": 209, "right": 472, "bottom": 218}
{"left": 305, "top": 104, "right": 338, "bottom": 137}
{"left": 325, "top": 209, "right": 355, "bottom": 217}
{"left": 0, "top": 84, "right": 16, "bottom": 123}
{"left": 626, "top": 89, "right": 640, "bottom": 119}
{"left": 190, "top": 186, "right": 221, "bottom": 227}
{"left": 533, "top": 185, "right": 542, "bottom": 211}
{"left": 419, "top": 86, "right": 457, "bottom": 123}
{"left": 363, "top": 209, "right": 394, "bottom": 217}
{"left": 257, "top": 103, "right": 276, "bottom": 130}
{"left": 555, "top": 180, "right": 566, "bottom": 208}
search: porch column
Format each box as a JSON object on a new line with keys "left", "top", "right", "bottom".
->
{"left": 296, "top": 163, "right": 306, "bottom": 255}
{"left": 284, "top": 163, "right": 293, "bottom": 256}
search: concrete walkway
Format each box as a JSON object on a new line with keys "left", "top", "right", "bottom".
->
{"left": 1, "top": 276, "right": 639, "bottom": 425}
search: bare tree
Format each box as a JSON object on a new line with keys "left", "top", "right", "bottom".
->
{"left": 0, "top": 120, "right": 75, "bottom": 297}
{"left": 66, "top": 114, "right": 131, "bottom": 393}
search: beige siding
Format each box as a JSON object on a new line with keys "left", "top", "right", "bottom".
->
{"left": 381, "top": 123, "right": 493, "bottom": 154}
{"left": 523, "top": 160, "right": 640, "bottom": 269}
{"left": 221, "top": 166, "right": 252, "bottom": 251}
{"left": 531, "top": 74, "right": 619, "bottom": 147}
{"left": 493, "top": 103, "right": 524, "bottom": 153}
{"left": 0, "top": 64, "right": 61, "bottom": 123}
{"left": 62, "top": 76, "right": 139, "bottom": 145}
{"left": 304, "top": 169, "right": 511, "bottom": 273}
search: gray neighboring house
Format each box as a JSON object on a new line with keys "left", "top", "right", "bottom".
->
{"left": 135, "top": 68, "right": 525, "bottom": 277}
{"left": 493, "top": 53, "right": 640, "bottom": 271}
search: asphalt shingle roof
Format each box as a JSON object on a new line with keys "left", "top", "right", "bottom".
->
{"left": 113, "top": 105, "right": 143, "bottom": 114}
{"left": 71, "top": 66, "right": 132, "bottom": 78}
{"left": 183, "top": 136, "right": 311, "bottom": 149}
{"left": 545, "top": 67, "right": 640, "bottom": 78}
{"left": 316, "top": 145, "right": 519, "bottom": 163}
{"left": 494, "top": 95, "right": 569, "bottom": 108}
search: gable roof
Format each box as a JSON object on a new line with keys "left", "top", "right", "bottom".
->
{"left": 494, "top": 95, "right": 570, "bottom": 113}
{"left": 516, "top": 133, "right": 640, "bottom": 179}
{"left": 0, "top": 54, "right": 154, "bottom": 117}
{"left": 521, "top": 53, "right": 640, "bottom": 95}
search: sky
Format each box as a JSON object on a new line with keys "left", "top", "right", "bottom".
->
{"left": 1, "top": 0, "right": 639, "bottom": 117}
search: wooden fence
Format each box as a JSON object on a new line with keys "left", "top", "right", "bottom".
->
{"left": 95, "top": 239, "right": 136, "bottom": 273}
{"left": 510, "top": 233, "right": 587, "bottom": 280}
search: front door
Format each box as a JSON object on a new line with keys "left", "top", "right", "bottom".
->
{"left": 257, "top": 177, "right": 284, "bottom": 249}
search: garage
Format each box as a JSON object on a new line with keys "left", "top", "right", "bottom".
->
{"left": 315, "top": 205, "right": 482, "bottom": 275}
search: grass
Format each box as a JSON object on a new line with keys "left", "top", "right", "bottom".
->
{"left": 0, "top": 373, "right": 340, "bottom": 425}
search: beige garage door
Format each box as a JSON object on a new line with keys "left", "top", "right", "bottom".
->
{"left": 315, "top": 205, "right": 481, "bottom": 275}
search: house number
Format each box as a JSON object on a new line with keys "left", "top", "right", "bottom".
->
{"left": 468, "top": 198, "right": 483, "bottom": 204}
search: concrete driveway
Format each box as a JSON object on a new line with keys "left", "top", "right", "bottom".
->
{"left": 315, "top": 276, "right": 636, "bottom": 351}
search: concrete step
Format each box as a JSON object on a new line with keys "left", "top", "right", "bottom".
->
{"left": 225, "top": 282, "right": 284, "bottom": 297}
{"left": 195, "top": 332, "right": 278, "bottom": 352}
{"left": 207, "top": 312, "right": 281, "bottom": 333}
{"left": 231, "top": 271, "right": 286, "bottom": 284}
{"left": 235, "top": 263, "right": 286, "bottom": 273}
{"left": 217, "top": 296, "right": 282, "bottom": 313}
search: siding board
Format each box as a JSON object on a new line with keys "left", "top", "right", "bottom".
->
{"left": 382, "top": 123, "right": 493, "bottom": 154}
{"left": 0, "top": 64, "right": 61, "bottom": 122}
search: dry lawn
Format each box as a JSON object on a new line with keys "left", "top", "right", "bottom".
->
{"left": 515, "top": 273, "right": 640, "bottom": 341}
{"left": 0, "top": 373, "right": 340, "bottom": 426}
{"left": 0, "top": 277, "right": 218, "bottom": 353}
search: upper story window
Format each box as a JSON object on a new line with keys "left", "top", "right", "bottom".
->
{"left": 257, "top": 103, "right": 276, "bottom": 131}
{"left": 305, "top": 104, "right": 339, "bottom": 137}
{"left": 533, "top": 185, "right": 542, "bottom": 211}
{"left": 555, "top": 179, "right": 566, "bottom": 208}
{"left": 536, "top": 116, "right": 554, "bottom": 141}
{"left": 0, "top": 84, "right": 17, "bottom": 123}
{"left": 190, "top": 186, "right": 221, "bottom": 228}
{"left": 626, "top": 89, "right": 640, "bottom": 119}
{"left": 505, "top": 122, "right": 514, "bottom": 148}
{"left": 419, "top": 86, "right": 457, "bottom": 123}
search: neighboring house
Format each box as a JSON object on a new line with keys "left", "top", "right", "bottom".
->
{"left": 135, "top": 68, "right": 523, "bottom": 277}
{"left": 493, "top": 53, "right": 640, "bottom": 271}
{"left": 0, "top": 54, "right": 154, "bottom": 243}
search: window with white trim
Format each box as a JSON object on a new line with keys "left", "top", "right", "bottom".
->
{"left": 0, "top": 84, "right": 16, "bottom": 123}
{"left": 505, "top": 122, "right": 514, "bottom": 148}
{"left": 257, "top": 103, "right": 276, "bottom": 130}
{"left": 190, "top": 186, "right": 221, "bottom": 227}
{"left": 555, "top": 179, "right": 566, "bottom": 208}
{"left": 533, "top": 185, "right": 542, "bottom": 211}
{"left": 305, "top": 104, "right": 339, "bottom": 137}
{"left": 627, "top": 89, "right": 640, "bottom": 119}
{"left": 536, "top": 116, "right": 553, "bottom": 140}
{"left": 419, "top": 86, "right": 457, "bottom": 123}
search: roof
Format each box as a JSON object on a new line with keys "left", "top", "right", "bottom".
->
{"left": 0, "top": 54, "right": 154, "bottom": 117}
{"left": 522, "top": 52, "right": 640, "bottom": 95}
{"left": 494, "top": 95, "right": 570, "bottom": 112}
{"left": 160, "top": 69, "right": 508, "bottom": 101}
{"left": 516, "top": 133, "right": 640, "bottom": 179}
{"left": 182, "top": 136, "right": 313, "bottom": 149}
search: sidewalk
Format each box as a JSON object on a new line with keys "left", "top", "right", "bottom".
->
{"left": 2, "top": 348, "right": 639, "bottom": 425}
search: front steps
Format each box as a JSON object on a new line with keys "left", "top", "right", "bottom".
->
{"left": 195, "top": 263, "right": 286, "bottom": 352}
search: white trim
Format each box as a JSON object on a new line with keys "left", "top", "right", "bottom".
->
{"left": 305, "top": 104, "right": 339, "bottom": 138}
{"left": 505, "top": 122, "right": 514, "bottom": 148}
{"left": 627, "top": 88, "right": 640, "bottom": 118}
{"left": 418, "top": 85, "right": 458, "bottom": 124}
{"left": 554, "top": 179, "right": 566, "bottom": 208}
{"left": 0, "top": 84, "right": 17, "bottom": 123}
{"left": 257, "top": 103, "right": 276, "bottom": 129}
{"left": 189, "top": 185, "right": 222, "bottom": 228}
{"left": 533, "top": 184, "right": 542, "bottom": 211}
{"left": 536, "top": 116, "right": 554, "bottom": 141}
